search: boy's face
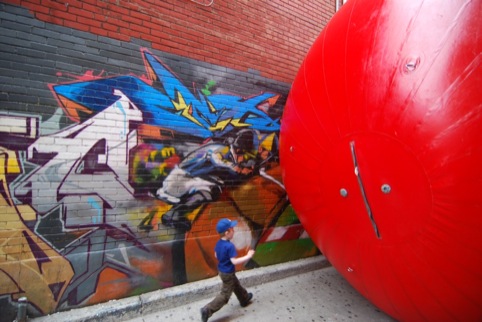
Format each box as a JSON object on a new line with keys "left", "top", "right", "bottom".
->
{"left": 224, "top": 227, "right": 235, "bottom": 239}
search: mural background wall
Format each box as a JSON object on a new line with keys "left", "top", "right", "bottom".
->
{"left": 0, "top": 1, "right": 334, "bottom": 320}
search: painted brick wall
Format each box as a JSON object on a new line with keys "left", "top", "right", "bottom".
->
{"left": 0, "top": 0, "right": 335, "bottom": 319}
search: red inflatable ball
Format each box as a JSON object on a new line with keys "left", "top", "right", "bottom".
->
{"left": 280, "top": 0, "right": 481, "bottom": 321}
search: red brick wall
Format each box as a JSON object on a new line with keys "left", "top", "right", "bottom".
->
{"left": 5, "top": 0, "right": 334, "bottom": 83}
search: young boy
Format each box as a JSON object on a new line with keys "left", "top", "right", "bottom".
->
{"left": 201, "top": 218, "right": 255, "bottom": 322}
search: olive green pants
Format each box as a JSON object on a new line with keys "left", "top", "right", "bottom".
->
{"left": 203, "top": 271, "right": 250, "bottom": 317}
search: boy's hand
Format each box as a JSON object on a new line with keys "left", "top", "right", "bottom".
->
{"left": 232, "top": 249, "right": 256, "bottom": 265}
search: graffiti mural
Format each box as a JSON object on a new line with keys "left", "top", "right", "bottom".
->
{"left": 0, "top": 48, "right": 318, "bottom": 319}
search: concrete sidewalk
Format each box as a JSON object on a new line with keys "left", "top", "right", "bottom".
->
{"left": 30, "top": 256, "right": 395, "bottom": 322}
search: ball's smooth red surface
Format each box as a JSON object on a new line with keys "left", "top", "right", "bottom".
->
{"left": 280, "top": 0, "right": 482, "bottom": 320}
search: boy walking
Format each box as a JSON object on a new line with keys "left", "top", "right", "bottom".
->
{"left": 201, "top": 218, "right": 255, "bottom": 322}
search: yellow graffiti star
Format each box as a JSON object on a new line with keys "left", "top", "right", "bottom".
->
{"left": 172, "top": 91, "right": 203, "bottom": 127}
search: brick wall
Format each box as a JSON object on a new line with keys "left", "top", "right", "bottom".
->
{"left": 3, "top": 0, "right": 334, "bottom": 83}
{"left": 0, "top": 0, "right": 334, "bottom": 319}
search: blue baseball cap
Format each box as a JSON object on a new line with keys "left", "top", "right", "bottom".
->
{"left": 216, "top": 218, "right": 238, "bottom": 233}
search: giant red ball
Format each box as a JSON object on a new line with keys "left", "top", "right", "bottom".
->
{"left": 280, "top": 0, "right": 482, "bottom": 321}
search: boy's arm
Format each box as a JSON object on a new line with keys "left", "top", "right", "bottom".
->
{"left": 230, "top": 249, "right": 255, "bottom": 265}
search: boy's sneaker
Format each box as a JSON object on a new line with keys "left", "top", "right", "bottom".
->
{"left": 240, "top": 293, "right": 253, "bottom": 307}
{"left": 201, "top": 307, "right": 209, "bottom": 322}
